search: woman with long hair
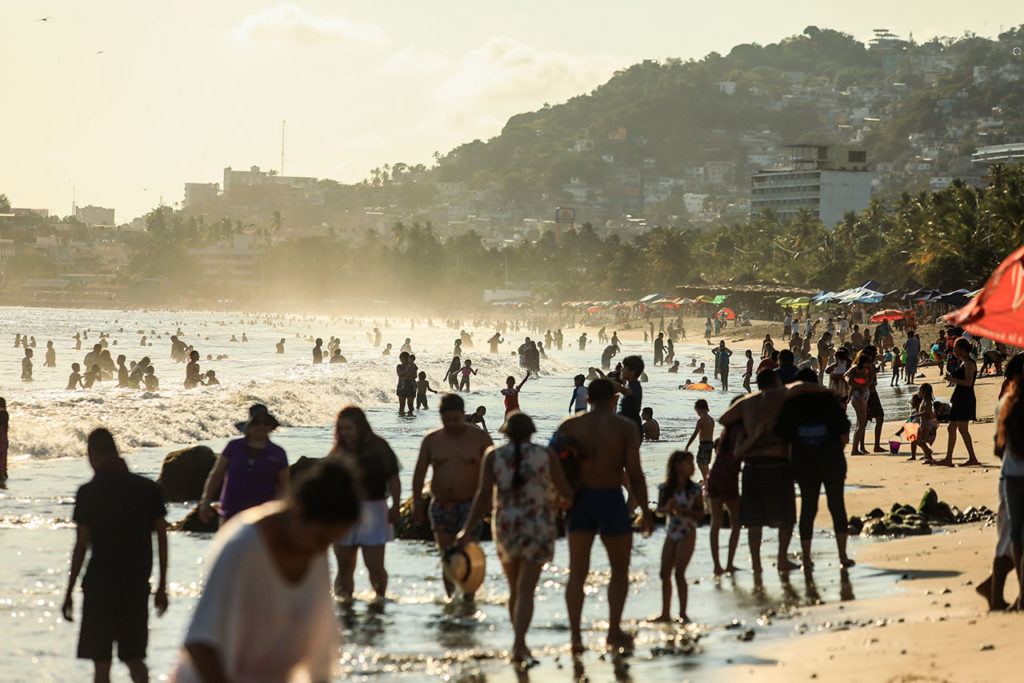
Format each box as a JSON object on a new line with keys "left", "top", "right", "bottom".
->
{"left": 934, "top": 337, "right": 980, "bottom": 467}
{"left": 329, "top": 405, "right": 401, "bottom": 600}
{"left": 456, "top": 412, "right": 572, "bottom": 665}
{"left": 844, "top": 351, "right": 872, "bottom": 455}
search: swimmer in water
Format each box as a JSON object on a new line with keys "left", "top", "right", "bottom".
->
{"left": 67, "top": 363, "right": 84, "bottom": 390}
{"left": 21, "top": 348, "right": 33, "bottom": 382}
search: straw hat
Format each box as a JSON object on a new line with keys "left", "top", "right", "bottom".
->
{"left": 442, "top": 543, "right": 486, "bottom": 595}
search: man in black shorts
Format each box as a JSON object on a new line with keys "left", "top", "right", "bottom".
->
{"left": 720, "top": 371, "right": 800, "bottom": 574}
{"left": 554, "top": 379, "right": 652, "bottom": 652}
{"left": 63, "top": 428, "right": 169, "bottom": 683}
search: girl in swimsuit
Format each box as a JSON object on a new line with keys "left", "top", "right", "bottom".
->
{"left": 845, "top": 352, "right": 872, "bottom": 455}
{"left": 653, "top": 451, "right": 702, "bottom": 623}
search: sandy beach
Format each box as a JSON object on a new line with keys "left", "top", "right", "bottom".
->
{"left": 605, "top": 315, "right": 1013, "bottom": 682}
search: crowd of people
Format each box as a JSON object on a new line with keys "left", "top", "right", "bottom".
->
{"left": 29, "top": 309, "right": 1021, "bottom": 680}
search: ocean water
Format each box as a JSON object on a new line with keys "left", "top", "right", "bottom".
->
{"left": 0, "top": 307, "right": 918, "bottom": 680}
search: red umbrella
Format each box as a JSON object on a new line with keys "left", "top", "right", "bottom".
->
{"left": 716, "top": 308, "right": 735, "bottom": 320}
{"left": 869, "top": 309, "right": 905, "bottom": 323}
{"left": 945, "top": 244, "right": 1024, "bottom": 347}
{"left": 586, "top": 306, "right": 601, "bottom": 313}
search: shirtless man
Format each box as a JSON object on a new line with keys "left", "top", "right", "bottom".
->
{"left": 554, "top": 379, "right": 653, "bottom": 653}
{"left": 641, "top": 407, "right": 660, "bottom": 441}
{"left": 684, "top": 399, "right": 715, "bottom": 482}
{"left": 412, "top": 394, "right": 494, "bottom": 597}
{"left": 719, "top": 371, "right": 800, "bottom": 574}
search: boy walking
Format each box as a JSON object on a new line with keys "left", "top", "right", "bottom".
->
{"left": 684, "top": 399, "right": 715, "bottom": 482}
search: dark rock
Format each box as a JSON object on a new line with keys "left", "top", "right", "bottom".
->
{"left": 394, "top": 493, "right": 435, "bottom": 541}
{"left": 848, "top": 516, "right": 864, "bottom": 535}
{"left": 157, "top": 446, "right": 216, "bottom": 502}
{"left": 898, "top": 504, "right": 917, "bottom": 516}
{"left": 738, "top": 629, "right": 756, "bottom": 642}
{"left": 918, "top": 488, "right": 939, "bottom": 515}
{"left": 863, "top": 520, "right": 888, "bottom": 535}
{"left": 932, "top": 502, "right": 957, "bottom": 524}
{"left": 289, "top": 455, "right": 322, "bottom": 480}
{"left": 393, "top": 492, "right": 493, "bottom": 542}
{"left": 170, "top": 505, "right": 218, "bottom": 533}
{"left": 866, "top": 507, "right": 885, "bottom": 520}
{"left": 890, "top": 502, "right": 903, "bottom": 514}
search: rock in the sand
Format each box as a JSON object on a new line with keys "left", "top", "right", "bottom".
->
{"left": 918, "top": 488, "right": 939, "bottom": 515}
{"left": 170, "top": 505, "right": 218, "bottom": 533}
{"left": 866, "top": 507, "right": 885, "bottom": 520}
{"left": 848, "top": 516, "right": 864, "bottom": 535}
{"left": 394, "top": 493, "right": 434, "bottom": 541}
{"left": 157, "top": 446, "right": 216, "bottom": 502}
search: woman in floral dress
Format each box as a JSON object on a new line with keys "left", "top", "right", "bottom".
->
{"left": 457, "top": 412, "right": 573, "bottom": 665}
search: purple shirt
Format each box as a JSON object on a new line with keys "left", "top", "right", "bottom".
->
{"left": 219, "top": 437, "right": 288, "bottom": 520}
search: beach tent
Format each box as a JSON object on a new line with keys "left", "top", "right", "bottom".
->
{"left": 945, "top": 244, "right": 1024, "bottom": 347}
{"left": 716, "top": 308, "right": 735, "bottom": 320}
{"left": 938, "top": 289, "right": 971, "bottom": 308}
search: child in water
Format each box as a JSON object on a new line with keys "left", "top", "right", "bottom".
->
{"left": 415, "top": 371, "right": 437, "bottom": 410}
{"left": 653, "top": 451, "right": 703, "bottom": 623}
{"left": 21, "top": 348, "right": 33, "bottom": 382}
{"left": 459, "top": 359, "right": 477, "bottom": 392}
{"left": 501, "top": 375, "right": 529, "bottom": 416}
{"left": 143, "top": 366, "right": 159, "bottom": 391}
{"left": 67, "top": 363, "right": 83, "bottom": 390}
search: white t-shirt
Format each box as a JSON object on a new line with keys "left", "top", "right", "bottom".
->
{"left": 173, "top": 507, "right": 340, "bottom": 683}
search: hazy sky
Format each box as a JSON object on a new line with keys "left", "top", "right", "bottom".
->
{"left": 1, "top": 1, "right": 1017, "bottom": 220}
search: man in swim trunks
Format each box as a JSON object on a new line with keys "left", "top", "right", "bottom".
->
{"left": 553, "top": 379, "right": 652, "bottom": 653}
{"left": 412, "top": 393, "right": 493, "bottom": 598}
{"left": 720, "top": 370, "right": 800, "bottom": 574}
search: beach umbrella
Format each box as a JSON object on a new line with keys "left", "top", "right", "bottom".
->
{"left": 869, "top": 309, "right": 906, "bottom": 323}
{"left": 712, "top": 294, "right": 727, "bottom": 305}
{"left": 716, "top": 308, "right": 735, "bottom": 320}
{"left": 945, "top": 244, "right": 1024, "bottom": 347}
{"left": 776, "top": 297, "right": 793, "bottom": 305}
{"left": 792, "top": 296, "right": 812, "bottom": 305}
{"left": 586, "top": 306, "right": 601, "bottom": 313}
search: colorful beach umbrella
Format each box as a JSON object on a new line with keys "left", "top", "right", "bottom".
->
{"left": 716, "top": 308, "right": 735, "bottom": 320}
{"left": 869, "top": 309, "right": 906, "bottom": 323}
{"left": 945, "top": 244, "right": 1024, "bottom": 347}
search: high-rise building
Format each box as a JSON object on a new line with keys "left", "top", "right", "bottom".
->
{"left": 75, "top": 205, "right": 116, "bottom": 227}
{"left": 184, "top": 183, "right": 219, "bottom": 208}
{"left": 749, "top": 144, "right": 871, "bottom": 228}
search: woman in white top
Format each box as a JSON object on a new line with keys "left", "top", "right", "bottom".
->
{"left": 173, "top": 460, "right": 361, "bottom": 683}
{"left": 456, "top": 412, "right": 573, "bottom": 666}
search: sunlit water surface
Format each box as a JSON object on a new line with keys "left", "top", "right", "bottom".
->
{"left": 0, "top": 307, "right": 921, "bottom": 680}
